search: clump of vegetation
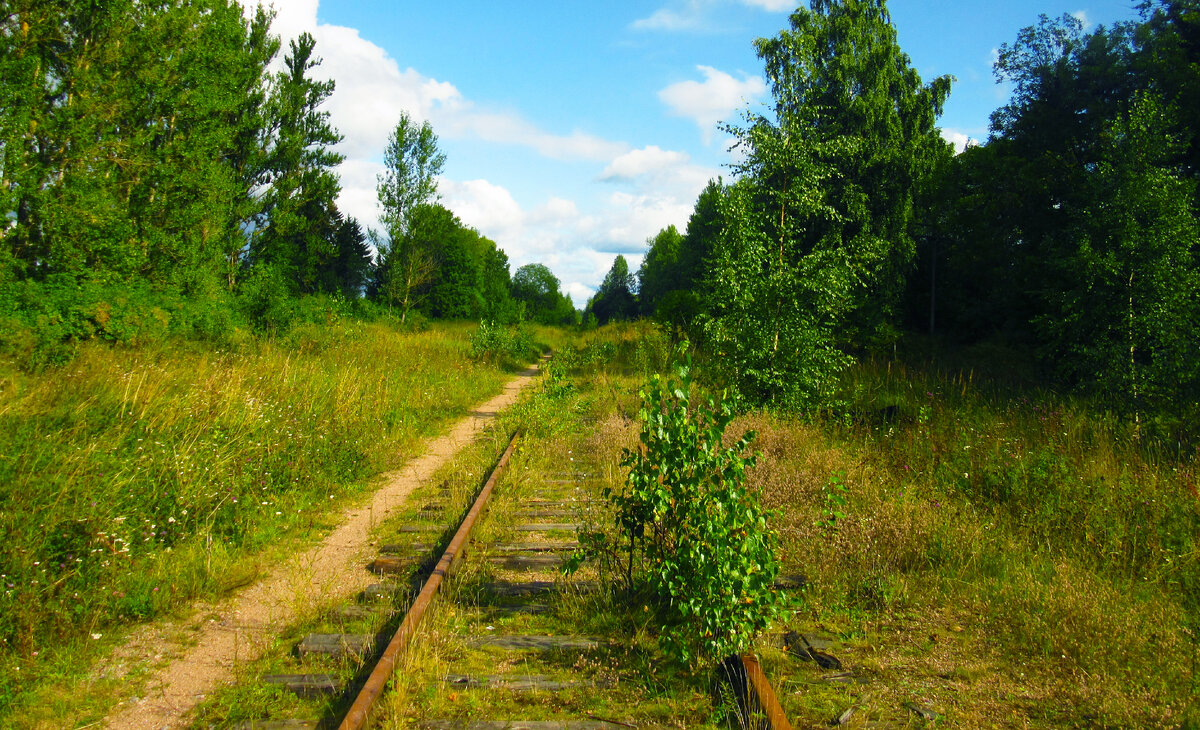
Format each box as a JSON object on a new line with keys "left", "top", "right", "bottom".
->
{"left": 738, "top": 346, "right": 1199, "bottom": 726}
{"left": 0, "top": 321, "right": 508, "bottom": 715}
{"left": 570, "top": 348, "right": 780, "bottom": 665}
{"left": 468, "top": 319, "right": 539, "bottom": 368}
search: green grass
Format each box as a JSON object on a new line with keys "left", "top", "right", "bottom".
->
{"left": 0, "top": 319, "right": 516, "bottom": 720}
{"left": 454, "top": 326, "right": 1199, "bottom": 727}
{"left": 13, "top": 318, "right": 1188, "bottom": 727}
{"left": 738, "top": 340, "right": 1199, "bottom": 727}
{"left": 381, "top": 358, "right": 735, "bottom": 728}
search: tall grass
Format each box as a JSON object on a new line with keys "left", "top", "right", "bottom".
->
{"left": 0, "top": 320, "right": 512, "bottom": 712}
{"left": 744, "top": 341, "right": 1199, "bottom": 725}
{"left": 830, "top": 351, "right": 1199, "bottom": 593}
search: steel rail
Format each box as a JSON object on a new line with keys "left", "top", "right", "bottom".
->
{"left": 740, "top": 653, "right": 794, "bottom": 730}
{"left": 338, "top": 432, "right": 520, "bottom": 730}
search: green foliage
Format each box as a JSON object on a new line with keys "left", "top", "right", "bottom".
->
{"left": 0, "top": 276, "right": 245, "bottom": 369}
{"left": 377, "top": 112, "right": 446, "bottom": 240}
{"left": 539, "top": 358, "right": 577, "bottom": 399}
{"left": 0, "top": 321, "right": 510, "bottom": 711}
{"left": 372, "top": 114, "right": 446, "bottom": 322}
{"left": 331, "top": 215, "right": 374, "bottom": 299}
{"left": 816, "top": 470, "right": 849, "bottom": 533}
{"left": 831, "top": 349, "right": 1200, "bottom": 590}
{"left": 588, "top": 255, "right": 637, "bottom": 325}
{"left": 1034, "top": 91, "right": 1200, "bottom": 427}
{"left": 571, "top": 348, "right": 781, "bottom": 665}
{"left": 512, "top": 264, "right": 577, "bottom": 325}
{"left": 250, "top": 32, "right": 344, "bottom": 294}
{"left": 701, "top": 175, "right": 856, "bottom": 411}
{"left": 753, "top": 0, "right": 953, "bottom": 342}
{"left": 238, "top": 264, "right": 298, "bottom": 335}
{"left": 910, "top": 5, "right": 1200, "bottom": 428}
{"left": 637, "top": 225, "right": 684, "bottom": 317}
{"left": 3, "top": 1, "right": 277, "bottom": 290}
{"left": 640, "top": 180, "right": 724, "bottom": 333}
{"left": 468, "top": 319, "right": 538, "bottom": 368}
{"left": 0, "top": 2, "right": 536, "bottom": 365}
{"left": 700, "top": 0, "right": 951, "bottom": 410}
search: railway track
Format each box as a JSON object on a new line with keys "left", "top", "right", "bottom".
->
{"left": 216, "top": 428, "right": 793, "bottom": 730}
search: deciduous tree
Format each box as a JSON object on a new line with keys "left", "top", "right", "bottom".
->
{"left": 706, "top": 0, "right": 951, "bottom": 408}
{"left": 373, "top": 113, "right": 446, "bottom": 321}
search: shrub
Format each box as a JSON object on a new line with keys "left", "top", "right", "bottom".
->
{"left": 570, "top": 347, "right": 781, "bottom": 665}
{"left": 468, "top": 319, "right": 537, "bottom": 367}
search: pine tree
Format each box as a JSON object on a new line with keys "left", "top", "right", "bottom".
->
{"left": 331, "top": 214, "right": 373, "bottom": 299}
{"left": 250, "top": 32, "right": 344, "bottom": 295}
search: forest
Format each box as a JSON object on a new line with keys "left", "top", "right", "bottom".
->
{"left": 4, "top": 1, "right": 1197, "bottom": 438}
{"left": 0, "top": 1, "right": 576, "bottom": 369}
{"left": 623, "top": 0, "right": 1200, "bottom": 437}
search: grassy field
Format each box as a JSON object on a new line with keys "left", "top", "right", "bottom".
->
{"left": 3, "top": 318, "right": 1194, "bottom": 727}
{"left": 459, "top": 325, "right": 1198, "bottom": 727}
{"left": 742, "top": 346, "right": 1199, "bottom": 727}
{"left": 0, "top": 319, "right": 527, "bottom": 717}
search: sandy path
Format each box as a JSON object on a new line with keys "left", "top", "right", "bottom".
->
{"left": 103, "top": 363, "right": 540, "bottom": 729}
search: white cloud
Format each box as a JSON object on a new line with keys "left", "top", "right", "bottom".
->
{"left": 441, "top": 164, "right": 708, "bottom": 308}
{"left": 563, "top": 281, "right": 596, "bottom": 305}
{"left": 599, "top": 146, "right": 691, "bottom": 181}
{"left": 598, "top": 192, "right": 694, "bottom": 252}
{"left": 633, "top": 0, "right": 791, "bottom": 32}
{"left": 441, "top": 180, "right": 588, "bottom": 261}
{"left": 740, "top": 0, "right": 794, "bottom": 11}
{"left": 439, "top": 179, "right": 524, "bottom": 235}
{"left": 243, "top": 0, "right": 629, "bottom": 197}
{"left": 632, "top": 7, "right": 706, "bottom": 31}
{"left": 1071, "top": 10, "right": 1093, "bottom": 29}
{"left": 940, "top": 128, "right": 981, "bottom": 154}
{"left": 243, "top": 1, "right": 715, "bottom": 307}
{"left": 256, "top": 0, "right": 319, "bottom": 47}
{"left": 659, "top": 66, "right": 766, "bottom": 142}
{"left": 334, "top": 159, "right": 386, "bottom": 232}
{"left": 435, "top": 106, "right": 628, "bottom": 162}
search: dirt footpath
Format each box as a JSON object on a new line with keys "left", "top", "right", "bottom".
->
{"left": 103, "top": 363, "right": 541, "bottom": 730}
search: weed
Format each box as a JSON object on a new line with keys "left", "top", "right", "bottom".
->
{"left": 568, "top": 346, "right": 780, "bottom": 666}
{"left": 468, "top": 319, "right": 539, "bottom": 368}
{"left": 0, "top": 320, "right": 511, "bottom": 719}
{"left": 816, "top": 470, "right": 848, "bottom": 533}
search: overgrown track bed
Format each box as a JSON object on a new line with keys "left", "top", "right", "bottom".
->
{"left": 191, "top": 419, "right": 794, "bottom": 729}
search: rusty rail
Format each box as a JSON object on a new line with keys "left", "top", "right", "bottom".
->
{"left": 337, "top": 432, "right": 520, "bottom": 730}
{"left": 740, "top": 653, "right": 794, "bottom": 730}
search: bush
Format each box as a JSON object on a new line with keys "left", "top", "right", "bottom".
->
{"left": 569, "top": 347, "right": 781, "bottom": 665}
{"left": 237, "top": 265, "right": 296, "bottom": 335}
{"left": 468, "top": 320, "right": 537, "bottom": 367}
{"left": 0, "top": 276, "right": 246, "bottom": 369}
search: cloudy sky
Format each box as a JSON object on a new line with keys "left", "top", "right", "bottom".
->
{"left": 245, "top": 0, "right": 1143, "bottom": 306}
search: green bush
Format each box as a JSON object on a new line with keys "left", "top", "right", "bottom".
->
{"left": 237, "top": 264, "right": 297, "bottom": 335}
{"left": 0, "top": 276, "right": 247, "bottom": 369}
{"left": 468, "top": 319, "right": 537, "bottom": 367}
{"left": 570, "top": 347, "right": 781, "bottom": 665}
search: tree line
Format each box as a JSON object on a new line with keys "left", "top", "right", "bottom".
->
{"left": 0, "top": 1, "right": 578, "bottom": 365}
{"left": 622, "top": 0, "right": 1197, "bottom": 433}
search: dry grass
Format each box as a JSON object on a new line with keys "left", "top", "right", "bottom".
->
{"left": 732, "top": 358, "right": 1197, "bottom": 728}
{"left": 0, "top": 320, "right": 512, "bottom": 719}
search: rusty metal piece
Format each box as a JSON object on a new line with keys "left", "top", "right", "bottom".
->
{"left": 337, "top": 433, "right": 520, "bottom": 730}
{"left": 740, "top": 653, "right": 794, "bottom": 730}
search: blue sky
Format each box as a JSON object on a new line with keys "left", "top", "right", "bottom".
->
{"left": 251, "top": 0, "right": 1144, "bottom": 306}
